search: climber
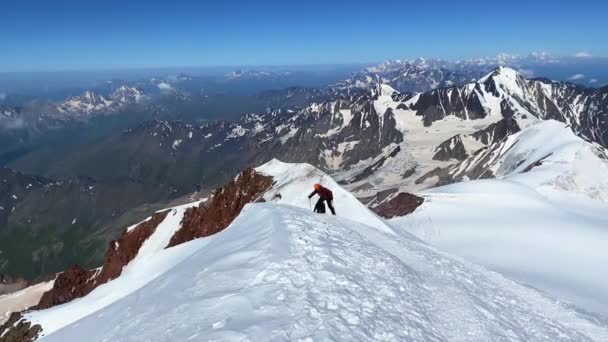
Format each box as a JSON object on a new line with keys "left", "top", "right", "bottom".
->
{"left": 308, "top": 183, "right": 336, "bottom": 215}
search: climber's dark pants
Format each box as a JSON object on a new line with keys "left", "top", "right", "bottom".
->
{"left": 315, "top": 198, "right": 336, "bottom": 215}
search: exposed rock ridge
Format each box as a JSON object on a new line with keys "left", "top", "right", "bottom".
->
{"left": 167, "top": 168, "right": 274, "bottom": 247}
{"left": 35, "top": 210, "right": 170, "bottom": 310}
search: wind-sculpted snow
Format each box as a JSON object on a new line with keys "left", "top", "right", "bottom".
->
{"left": 37, "top": 204, "right": 608, "bottom": 341}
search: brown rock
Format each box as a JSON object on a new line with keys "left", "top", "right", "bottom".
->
{"left": 34, "top": 265, "right": 96, "bottom": 310}
{"left": 31, "top": 167, "right": 271, "bottom": 314}
{"left": 372, "top": 192, "right": 424, "bottom": 219}
{"left": 35, "top": 210, "right": 170, "bottom": 310}
{"left": 0, "top": 313, "right": 42, "bottom": 342}
{"left": 167, "top": 168, "right": 273, "bottom": 247}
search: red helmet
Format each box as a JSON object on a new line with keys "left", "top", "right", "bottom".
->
{"left": 314, "top": 183, "right": 321, "bottom": 190}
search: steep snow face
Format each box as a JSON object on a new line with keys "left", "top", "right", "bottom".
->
{"left": 38, "top": 204, "right": 608, "bottom": 341}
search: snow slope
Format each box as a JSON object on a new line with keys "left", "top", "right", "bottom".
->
{"left": 38, "top": 204, "right": 608, "bottom": 341}
{"left": 390, "top": 121, "right": 608, "bottom": 315}
{"left": 256, "top": 159, "right": 394, "bottom": 235}
{"left": 23, "top": 201, "right": 206, "bottom": 338}
{"left": 18, "top": 160, "right": 608, "bottom": 341}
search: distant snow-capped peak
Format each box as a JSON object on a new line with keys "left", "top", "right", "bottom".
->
{"left": 57, "top": 86, "right": 145, "bottom": 115}
{"left": 111, "top": 85, "right": 145, "bottom": 104}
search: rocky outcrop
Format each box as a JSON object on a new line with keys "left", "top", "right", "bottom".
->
{"left": 372, "top": 193, "right": 425, "bottom": 218}
{"left": 94, "top": 210, "right": 169, "bottom": 285}
{"left": 433, "top": 135, "right": 468, "bottom": 161}
{"left": 34, "top": 265, "right": 96, "bottom": 310}
{"left": 167, "top": 168, "right": 274, "bottom": 247}
{"left": 35, "top": 210, "right": 170, "bottom": 310}
{"left": 432, "top": 118, "right": 520, "bottom": 162}
{"left": 521, "top": 153, "right": 553, "bottom": 173}
{"left": 471, "top": 118, "right": 521, "bottom": 145}
{"left": 0, "top": 313, "right": 41, "bottom": 342}
{"left": 339, "top": 146, "right": 402, "bottom": 184}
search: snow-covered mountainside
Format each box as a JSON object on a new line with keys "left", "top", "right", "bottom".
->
{"left": 34, "top": 66, "right": 607, "bottom": 204}
{"left": 57, "top": 86, "right": 145, "bottom": 115}
{"left": 333, "top": 53, "right": 563, "bottom": 94}
{"left": 334, "top": 58, "right": 487, "bottom": 93}
{"left": 416, "top": 120, "right": 608, "bottom": 196}
{"left": 2, "top": 160, "right": 608, "bottom": 341}
{"left": 333, "top": 66, "right": 608, "bottom": 197}
{"left": 386, "top": 120, "right": 608, "bottom": 315}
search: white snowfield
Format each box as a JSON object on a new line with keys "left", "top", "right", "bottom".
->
{"left": 14, "top": 160, "right": 608, "bottom": 341}
{"left": 393, "top": 121, "right": 608, "bottom": 315}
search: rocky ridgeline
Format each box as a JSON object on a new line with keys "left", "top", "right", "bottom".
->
{"left": 0, "top": 168, "right": 278, "bottom": 341}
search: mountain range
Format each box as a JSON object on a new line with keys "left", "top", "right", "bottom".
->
{"left": 1, "top": 58, "right": 608, "bottom": 341}
{"left": 1, "top": 153, "right": 607, "bottom": 340}
{"left": 13, "top": 66, "right": 606, "bottom": 197}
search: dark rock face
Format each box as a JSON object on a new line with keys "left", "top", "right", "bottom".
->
{"left": 409, "top": 84, "right": 489, "bottom": 126}
{"left": 432, "top": 118, "right": 521, "bottom": 162}
{"left": 35, "top": 210, "right": 169, "bottom": 310}
{"left": 0, "top": 313, "right": 41, "bottom": 342}
{"left": 471, "top": 118, "right": 521, "bottom": 145}
{"left": 433, "top": 135, "right": 468, "bottom": 161}
{"left": 339, "top": 146, "right": 401, "bottom": 184}
{"left": 167, "top": 168, "right": 274, "bottom": 247}
{"left": 521, "top": 153, "right": 553, "bottom": 173}
{"left": 416, "top": 139, "right": 521, "bottom": 187}
{"left": 94, "top": 210, "right": 170, "bottom": 286}
{"left": 372, "top": 193, "right": 425, "bottom": 219}
{"left": 395, "top": 68, "right": 607, "bottom": 148}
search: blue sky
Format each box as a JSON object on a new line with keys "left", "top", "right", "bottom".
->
{"left": 1, "top": 0, "right": 606, "bottom": 71}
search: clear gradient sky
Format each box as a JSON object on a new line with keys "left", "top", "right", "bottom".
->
{"left": 1, "top": 0, "right": 606, "bottom": 72}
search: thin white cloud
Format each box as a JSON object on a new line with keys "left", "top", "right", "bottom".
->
{"left": 589, "top": 79, "right": 598, "bottom": 84}
{"left": 575, "top": 52, "right": 592, "bottom": 58}
{"left": 567, "top": 74, "right": 585, "bottom": 81}
{"left": 0, "top": 92, "right": 6, "bottom": 101}
{"left": 157, "top": 82, "right": 173, "bottom": 91}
